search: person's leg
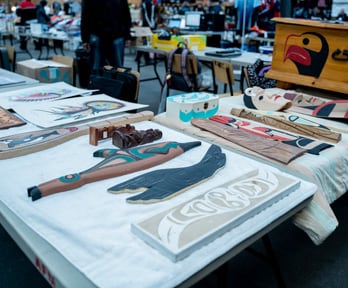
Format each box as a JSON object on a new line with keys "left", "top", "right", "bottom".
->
{"left": 89, "top": 34, "right": 105, "bottom": 71}
{"left": 111, "top": 37, "right": 125, "bottom": 67}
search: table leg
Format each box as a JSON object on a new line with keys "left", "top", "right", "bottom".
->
{"left": 37, "top": 39, "right": 43, "bottom": 59}
{"left": 246, "top": 234, "right": 287, "bottom": 288}
{"left": 138, "top": 52, "right": 163, "bottom": 87}
{"left": 53, "top": 40, "right": 64, "bottom": 56}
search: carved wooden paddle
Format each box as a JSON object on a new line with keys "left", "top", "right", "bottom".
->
{"left": 27, "top": 141, "right": 201, "bottom": 201}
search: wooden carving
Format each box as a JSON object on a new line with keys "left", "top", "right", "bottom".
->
{"left": 191, "top": 118, "right": 306, "bottom": 164}
{"left": 131, "top": 169, "right": 301, "bottom": 262}
{"left": 108, "top": 144, "right": 226, "bottom": 203}
{"left": 27, "top": 141, "right": 201, "bottom": 201}
{"left": 230, "top": 108, "right": 341, "bottom": 143}
{"left": 210, "top": 115, "right": 333, "bottom": 155}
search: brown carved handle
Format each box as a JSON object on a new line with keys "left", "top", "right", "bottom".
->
{"left": 331, "top": 49, "right": 348, "bottom": 61}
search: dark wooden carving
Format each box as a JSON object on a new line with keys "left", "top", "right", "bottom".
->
{"left": 108, "top": 144, "right": 226, "bottom": 203}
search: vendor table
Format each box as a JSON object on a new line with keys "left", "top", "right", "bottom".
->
{"left": 135, "top": 45, "right": 272, "bottom": 90}
{"left": 0, "top": 113, "right": 316, "bottom": 287}
{"left": 31, "top": 33, "right": 70, "bottom": 60}
{"left": 154, "top": 95, "right": 348, "bottom": 245}
{"left": 0, "top": 68, "right": 39, "bottom": 89}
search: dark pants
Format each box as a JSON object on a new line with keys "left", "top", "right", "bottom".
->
{"left": 89, "top": 34, "right": 125, "bottom": 70}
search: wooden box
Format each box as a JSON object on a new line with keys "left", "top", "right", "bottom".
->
{"left": 166, "top": 92, "right": 219, "bottom": 122}
{"left": 266, "top": 18, "right": 348, "bottom": 95}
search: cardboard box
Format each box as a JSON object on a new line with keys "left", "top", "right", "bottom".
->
{"left": 17, "top": 56, "right": 73, "bottom": 85}
{"left": 166, "top": 92, "right": 219, "bottom": 122}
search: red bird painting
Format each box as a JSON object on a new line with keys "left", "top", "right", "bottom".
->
{"left": 283, "top": 32, "right": 329, "bottom": 78}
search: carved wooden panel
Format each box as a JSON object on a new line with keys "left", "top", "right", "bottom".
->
{"left": 132, "top": 169, "right": 300, "bottom": 262}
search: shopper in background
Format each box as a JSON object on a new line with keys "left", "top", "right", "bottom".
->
{"left": 311, "top": 6, "right": 328, "bottom": 20}
{"left": 135, "top": 0, "right": 158, "bottom": 65}
{"left": 81, "top": 0, "right": 132, "bottom": 70}
{"left": 63, "top": 0, "right": 72, "bottom": 16}
{"left": 36, "top": 0, "right": 50, "bottom": 25}
{"left": 16, "top": 0, "right": 37, "bottom": 50}
{"left": 35, "top": 0, "right": 51, "bottom": 50}
{"left": 337, "top": 8, "right": 348, "bottom": 21}
{"left": 18, "top": 0, "right": 36, "bottom": 9}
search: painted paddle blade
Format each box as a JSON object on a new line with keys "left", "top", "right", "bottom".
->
{"left": 27, "top": 141, "right": 201, "bottom": 201}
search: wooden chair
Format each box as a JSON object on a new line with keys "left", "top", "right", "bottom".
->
{"left": 165, "top": 53, "right": 207, "bottom": 96}
{"left": 212, "top": 60, "right": 235, "bottom": 96}
{"left": 158, "top": 52, "right": 210, "bottom": 113}
{"left": 242, "top": 66, "right": 252, "bottom": 89}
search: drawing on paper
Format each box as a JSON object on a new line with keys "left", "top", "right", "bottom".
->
{"left": 7, "top": 82, "right": 91, "bottom": 102}
{"left": 12, "top": 94, "right": 147, "bottom": 128}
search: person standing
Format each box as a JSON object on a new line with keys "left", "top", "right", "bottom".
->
{"left": 80, "top": 0, "right": 132, "bottom": 71}
{"left": 135, "top": 0, "right": 158, "bottom": 65}
{"left": 35, "top": 0, "right": 51, "bottom": 51}
{"left": 18, "top": 0, "right": 36, "bottom": 9}
{"left": 16, "top": 0, "right": 36, "bottom": 50}
{"left": 337, "top": 8, "right": 348, "bottom": 21}
{"left": 36, "top": 0, "right": 50, "bottom": 25}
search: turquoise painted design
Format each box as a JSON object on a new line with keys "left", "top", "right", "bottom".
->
{"left": 129, "top": 142, "right": 179, "bottom": 158}
{"left": 83, "top": 142, "right": 182, "bottom": 174}
{"left": 167, "top": 92, "right": 217, "bottom": 104}
{"left": 95, "top": 142, "right": 181, "bottom": 160}
{"left": 179, "top": 105, "right": 219, "bottom": 122}
{"left": 59, "top": 173, "right": 80, "bottom": 183}
{"left": 288, "top": 115, "right": 328, "bottom": 130}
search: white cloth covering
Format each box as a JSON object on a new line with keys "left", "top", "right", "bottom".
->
{"left": 155, "top": 95, "right": 348, "bottom": 245}
{"left": 0, "top": 120, "right": 316, "bottom": 287}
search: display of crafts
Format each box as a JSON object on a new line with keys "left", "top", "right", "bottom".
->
{"left": 243, "top": 86, "right": 348, "bottom": 118}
